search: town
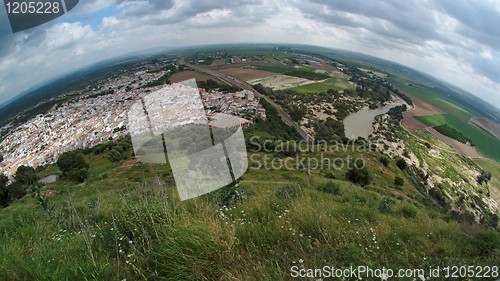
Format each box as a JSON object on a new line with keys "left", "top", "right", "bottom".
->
{"left": 0, "top": 64, "right": 265, "bottom": 178}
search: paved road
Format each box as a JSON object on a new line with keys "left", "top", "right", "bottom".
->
{"left": 179, "top": 58, "right": 312, "bottom": 141}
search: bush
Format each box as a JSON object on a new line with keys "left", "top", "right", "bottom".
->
{"left": 379, "top": 156, "right": 389, "bottom": 167}
{"left": 397, "top": 204, "right": 418, "bottom": 218}
{"left": 477, "top": 170, "right": 492, "bottom": 185}
{"left": 395, "top": 158, "right": 408, "bottom": 170}
{"left": 394, "top": 176, "right": 404, "bottom": 186}
{"left": 474, "top": 230, "right": 500, "bottom": 255}
{"left": 108, "top": 149, "right": 124, "bottom": 163}
{"left": 345, "top": 161, "right": 371, "bottom": 187}
{"left": 317, "top": 182, "right": 341, "bottom": 195}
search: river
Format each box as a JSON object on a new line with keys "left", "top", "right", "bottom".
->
{"left": 344, "top": 98, "right": 408, "bottom": 140}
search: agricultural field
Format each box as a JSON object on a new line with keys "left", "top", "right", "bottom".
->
{"left": 415, "top": 114, "right": 500, "bottom": 161}
{"left": 290, "top": 77, "right": 355, "bottom": 94}
{"left": 218, "top": 67, "right": 275, "bottom": 81}
{"left": 169, "top": 71, "right": 217, "bottom": 83}
{"left": 470, "top": 117, "right": 500, "bottom": 140}
{"left": 386, "top": 76, "right": 500, "bottom": 162}
{"left": 433, "top": 124, "right": 472, "bottom": 144}
{"left": 254, "top": 65, "right": 331, "bottom": 81}
{"left": 247, "top": 74, "right": 317, "bottom": 90}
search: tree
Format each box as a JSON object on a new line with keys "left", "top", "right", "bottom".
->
{"left": 394, "top": 176, "right": 404, "bottom": 186}
{"left": 108, "top": 149, "right": 124, "bottom": 163}
{"left": 57, "top": 151, "right": 90, "bottom": 183}
{"left": 15, "top": 166, "right": 38, "bottom": 186}
{"left": 0, "top": 154, "right": 3, "bottom": 162}
{"left": 289, "top": 105, "right": 306, "bottom": 121}
{"left": 477, "top": 170, "right": 492, "bottom": 185}
{"left": 0, "top": 174, "right": 8, "bottom": 207}
{"left": 396, "top": 158, "right": 408, "bottom": 170}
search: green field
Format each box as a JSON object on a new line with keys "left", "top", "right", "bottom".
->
{"left": 388, "top": 77, "right": 476, "bottom": 121}
{"left": 290, "top": 77, "right": 354, "bottom": 94}
{"left": 415, "top": 114, "right": 500, "bottom": 161}
{"left": 387, "top": 76, "right": 500, "bottom": 162}
{"left": 255, "top": 65, "right": 331, "bottom": 81}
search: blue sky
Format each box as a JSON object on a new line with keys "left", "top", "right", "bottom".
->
{"left": 0, "top": 0, "right": 499, "bottom": 109}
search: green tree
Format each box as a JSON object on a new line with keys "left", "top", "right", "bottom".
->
{"left": 108, "top": 149, "right": 124, "bottom": 163}
{"left": 477, "top": 170, "right": 492, "bottom": 185}
{"left": 15, "top": 165, "right": 38, "bottom": 185}
{"left": 0, "top": 174, "right": 8, "bottom": 207}
{"left": 57, "top": 151, "right": 90, "bottom": 183}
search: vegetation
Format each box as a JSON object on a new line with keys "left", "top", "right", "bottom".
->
{"left": 1, "top": 47, "right": 499, "bottom": 280}
{"left": 394, "top": 176, "right": 404, "bottom": 186}
{"left": 197, "top": 79, "right": 239, "bottom": 92}
{"left": 15, "top": 165, "right": 38, "bottom": 186}
{"left": 255, "top": 65, "right": 331, "bottom": 80}
{"left": 0, "top": 143, "right": 497, "bottom": 280}
{"left": 477, "top": 170, "right": 492, "bottom": 185}
{"left": 57, "top": 151, "right": 90, "bottom": 183}
{"left": 379, "top": 156, "right": 390, "bottom": 167}
{"left": 345, "top": 160, "right": 372, "bottom": 186}
{"left": 395, "top": 158, "right": 408, "bottom": 170}
{"left": 433, "top": 124, "right": 473, "bottom": 145}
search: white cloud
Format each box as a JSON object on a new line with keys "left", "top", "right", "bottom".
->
{"left": 0, "top": 0, "right": 499, "bottom": 109}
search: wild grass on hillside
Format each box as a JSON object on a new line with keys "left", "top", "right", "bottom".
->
{"left": 0, "top": 151, "right": 498, "bottom": 280}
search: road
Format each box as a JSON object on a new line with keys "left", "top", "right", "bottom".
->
{"left": 179, "top": 57, "right": 312, "bottom": 141}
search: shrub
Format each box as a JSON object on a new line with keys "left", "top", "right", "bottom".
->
{"left": 345, "top": 162, "right": 371, "bottom": 187}
{"left": 474, "top": 230, "right": 500, "bottom": 255}
{"left": 108, "top": 149, "right": 124, "bottom": 163}
{"left": 379, "top": 156, "right": 389, "bottom": 167}
{"left": 394, "top": 176, "right": 404, "bottom": 186}
{"left": 317, "top": 182, "right": 341, "bottom": 195}
{"left": 395, "top": 158, "right": 408, "bottom": 170}
{"left": 397, "top": 204, "right": 418, "bottom": 218}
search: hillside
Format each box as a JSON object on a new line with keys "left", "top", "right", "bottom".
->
{"left": 0, "top": 138, "right": 498, "bottom": 280}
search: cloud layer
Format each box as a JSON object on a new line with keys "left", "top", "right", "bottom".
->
{"left": 0, "top": 0, "right": 499, "bottom": 109}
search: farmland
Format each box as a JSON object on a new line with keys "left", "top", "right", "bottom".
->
{"left": 169, "top": 71, "right": 217, "bottom": 83}
{"left": 385, "top": 75, "right": 500, "bottom": 162}
{"left": 290, "top": 77, "right": 355, "bottom": 94}
{"left": 254, "top": 65, "right": 331, "bottom": 81}
{"left": 415, "top": 114, "right": 500, "bottom": 161}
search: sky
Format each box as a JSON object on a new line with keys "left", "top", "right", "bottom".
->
{"left": 0, "top": 0, "right": 499, "bottom": 109}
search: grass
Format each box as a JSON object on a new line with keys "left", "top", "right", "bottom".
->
{"left": 415, "top": 114, "right": 500, "bottom": 161}
{"left": 0, "top": 142, "right": 498, "bottom": 280}
{"left": 290, "top": 77, "right": 354, "bottom": 94}
{"left": 255, "top": 65, "right": 331, "bottom": 81}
